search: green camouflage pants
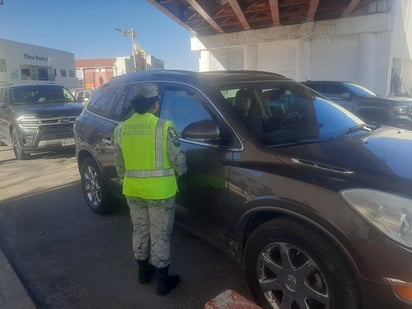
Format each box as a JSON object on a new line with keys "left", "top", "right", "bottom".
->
{"left": 126, "top": 196, "right": 175, "bottom": 268}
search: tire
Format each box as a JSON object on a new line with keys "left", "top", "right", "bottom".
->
{"left": 244, "top": 218, "right": 360, "bottom": 309}
{"left": 11, "top": 129, "right": 30, "bottom": 160}
{"left": 80, "top": 157, "right": 112, "bottom": 214}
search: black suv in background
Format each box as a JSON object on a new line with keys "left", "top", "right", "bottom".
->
{"left": 0, "top": 83, "right": 84, "bottom": 159}
{"left": 302, "top": 80, "right": 412, "bottom": 129}
{"left": 75, "top": 70, "right": 412, "bottom": 309}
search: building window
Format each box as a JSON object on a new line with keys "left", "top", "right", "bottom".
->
{"left": 0, "top": 59, "right": 6, "bottom": 72}
{"left": 38, "top": 68, "right": 48, "bottom": 80}
{"left": 60, "top": 69, "right": 67, "bottom": 77}
{"left": 21, "top": 68, "right": 30, "bottom": 80}
{"left": 53, "top": 69, "right": 57, "bottom": 76}
{"left": 69, "top": 70, "right": 75, "bottom": 78}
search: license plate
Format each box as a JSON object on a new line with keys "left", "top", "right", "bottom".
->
{"left": 62, "top": 138, "right": 75, "bottom": 146}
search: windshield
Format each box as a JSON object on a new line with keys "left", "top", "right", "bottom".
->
{"left": 9, "top": 85, "right": 76, "bottom": 105}
{"left": 343, "top": 82, "right": 377, "bottom": 97}
{"left": 218, "top": 81, "right": 366, "bottom": 146}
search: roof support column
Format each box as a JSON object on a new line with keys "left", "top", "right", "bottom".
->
{"left": 244, "top": 45, "right": 257, "bottom": 70}
{"left": 296, "top": 40, "right": 311, "bottom": 81}
{"left": 199, "top": 50, "right": 212, "bottom": 71}
{"left": 357, "top": 32, "right": 376, "bottom": 91}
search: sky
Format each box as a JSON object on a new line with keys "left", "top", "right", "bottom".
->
{"left": 0, "top": 0, "right": 199, "bottom": 71}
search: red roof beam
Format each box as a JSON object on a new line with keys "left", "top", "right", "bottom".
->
{"left": 268, "top": 0, "right": 281, "bottom": 24}
{"left": 186, "top": 0, "right": 224, "bottom": 33}
{"left": 227, "top": 0, "right": 250, "bottom": 30}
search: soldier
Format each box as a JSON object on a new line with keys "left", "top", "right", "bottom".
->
{"left": 113, "top": 83, "right": 187, "bottom": 295}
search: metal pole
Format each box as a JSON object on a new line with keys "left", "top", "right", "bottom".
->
{"left": 400, "top": 0, "right": 410, "bottom": 95}
{"left": 115, "top": 28, "right": 137, "bottom": 72}
{"left": 131, "top": 28, "right": 136, "bottom": 71}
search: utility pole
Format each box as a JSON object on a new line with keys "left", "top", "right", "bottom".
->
{"left": 115, "top": 27, "right": 137, "bottom": 72}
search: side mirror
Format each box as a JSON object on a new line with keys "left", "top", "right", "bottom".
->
{"left": 182, "top": 119, "right": 220, "bottom": 142}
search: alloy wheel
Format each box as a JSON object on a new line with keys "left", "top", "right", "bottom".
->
{"left": 83, "top": 164, "right": 102, "bottom": 208}
{"left": 257, "top": 242, "right": 329, "bottom": 309}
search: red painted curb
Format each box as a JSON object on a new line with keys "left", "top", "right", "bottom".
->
{"left": 204, "top": 289, "right": 262, "bottom": 309}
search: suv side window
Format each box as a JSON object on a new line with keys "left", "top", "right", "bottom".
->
{"left": 112, "top": 82, "right": 158, "bottom": 122}
{"left": 160, "top": 84, "right": 239, "bottom": 148}
{"left": 320, "top": 83, "right": 347, "bottom": 98}
{"left": 160, "top": 85, "right": 212, "bottom": 135}
{"left": 87, "top": 86, "right": 120, "bottom": 118}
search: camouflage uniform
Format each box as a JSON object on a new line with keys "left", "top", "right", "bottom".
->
{"left": 114, "top": 124, "right": 187, "bottom": 268}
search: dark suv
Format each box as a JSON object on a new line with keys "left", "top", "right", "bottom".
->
{"left": 0, "top": 83, "right": 84, "bottom": 159}
{"left": 302, "top": 80, "right": 412, "bottom": 129}
{"left": 75, "top": 70, "right": 412, "bottom": 309}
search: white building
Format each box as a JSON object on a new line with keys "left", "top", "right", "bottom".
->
{"left": 0, "top": 39, "right": 77, "bottom": 89}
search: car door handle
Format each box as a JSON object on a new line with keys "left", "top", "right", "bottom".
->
{"left": 102, "top": 138, "right": 113, "bottom": 145}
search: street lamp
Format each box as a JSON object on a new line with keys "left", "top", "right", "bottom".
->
{"left": 115, "top": 27, "right": 137, "bottom": 72}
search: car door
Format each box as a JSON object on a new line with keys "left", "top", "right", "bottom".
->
{"left": 77, "top": 84, "right": 127, "bottom": 180}
{"left": 159, "top": 83, "right": 239, "bottom": 250}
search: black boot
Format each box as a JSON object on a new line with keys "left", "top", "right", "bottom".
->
{"left": 137, "top": 259, "right": 153, "bottom": 284}
{"left": 156, "top": 266, "right": 180, "bottom": 295}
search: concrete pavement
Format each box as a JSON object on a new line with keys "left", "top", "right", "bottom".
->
{"left": 0, "top": 248, "right": 36, "bottom": 309}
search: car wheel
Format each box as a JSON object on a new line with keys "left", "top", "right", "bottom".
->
{"left": 80, "top": 157, "right": 111, "bottom": 214}
{"left": 244, "top": 218, "right": 360, "bottom": 309}
{"left": 11, "top": 129, "right": 30, "bottom": 160}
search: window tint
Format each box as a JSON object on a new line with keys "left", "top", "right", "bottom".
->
{"left": 217, "top": 81, "right": 363, "bottom": 145}
{"left": 8, "top": 85, "right": 75, "bottom": 104}
{"left": 160, "top": 86, "right": 212, "bottom": 136}
{"left": 87, "top": 86, "right": 119, "bottom": 118}
{"left": 343, "top": 82, "right": 376, "bottom": 97}
{"left": 314, "top": 98, "right": 361, "bottom": 138}
{"left": 307, "top": 83, "right": 346, "bottom": 98}
{"left": 112, "top": 82, "right": 159, "bottom": 122}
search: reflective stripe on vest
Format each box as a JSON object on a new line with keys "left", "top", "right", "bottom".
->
{"left": 125, "top": 118, "right": 174, "bottom": 178}
{"left": 114, "top": 122, "right": 124, "bottom": 149}
{"left": 155, "top": 119, "right": 165, "bottom": 169}
{"left": 125, "top": 169, "right": 174, "bottom": 177}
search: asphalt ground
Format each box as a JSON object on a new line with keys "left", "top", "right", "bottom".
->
{"left": 0, "top": 146, "right": 253, "bottom": 309}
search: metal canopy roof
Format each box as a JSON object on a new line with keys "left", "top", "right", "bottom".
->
{"left": 148, "top": 0, "right": 375, "bottom": 36}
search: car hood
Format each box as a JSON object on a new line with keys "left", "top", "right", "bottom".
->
{"left": 358, "top": 96, "right": 412, "bottom": 106}
{"left": 9, "top": 102, "right": 84, "bottom": 118}
{"left": 274, "top": 127, "right": 412, "bottom": 193}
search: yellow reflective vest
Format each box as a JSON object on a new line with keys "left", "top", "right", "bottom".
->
{"left": 115, "top": 113, "right": 177, "bottom": 199}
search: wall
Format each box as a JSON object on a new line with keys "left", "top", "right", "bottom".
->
{"left": 192, "top": 12, "right": 404, "bottom": 95}
{"left": 82, "top": 67, "right": 114, "bottom": 89}
{"left": 0, "top": 39, "right": 77, "bottom": 89}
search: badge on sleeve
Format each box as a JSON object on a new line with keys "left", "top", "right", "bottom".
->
{"left": 168, "top": 128, "right": 180, "bottom": 147}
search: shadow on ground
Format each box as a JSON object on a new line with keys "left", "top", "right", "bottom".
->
{"left": 0, "top": 182, "right": 252, "bottom": 309}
